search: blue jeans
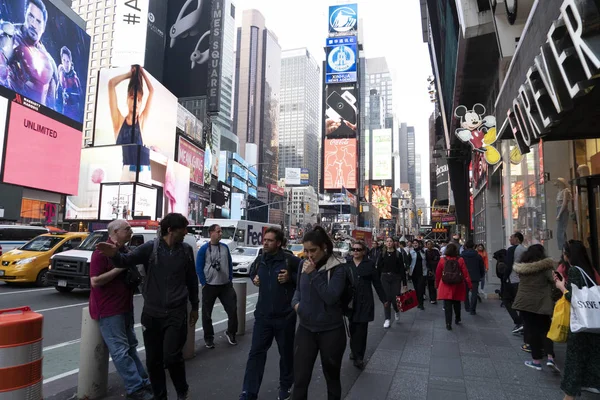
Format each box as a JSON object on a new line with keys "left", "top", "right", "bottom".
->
{"left": 242, "top": 314, "right": 296, "bottom": 399}
{"left": 465, "top": 281, "right": 480, "bottom": 313}
{"left": 99, "top": 311, "right": 149, "bottom": 394}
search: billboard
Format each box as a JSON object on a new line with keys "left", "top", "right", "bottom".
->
{"left": 177, "top": 136, "right": 205, "bottom": 186}
{"left": 372, "top": 129, "right": 392, "bottom": 180}
{"left": 328, "top": 4, "right": 358, "bottom": 35}
{"left": 0, "top": 0, "right": 90, "bottom": 124}
{"left": 94, "top": 66, "right": 178, "bottom": 161}
{"left": 230, "top": 192, "right": 244, "bottom": 220}
{"left": 367, "top": 185, "right": 392, "bottom": 220}
{"left": 325, "top": 84, "right": 357, "bottom": 138}
{"left": 325, "top": 36, "right": 357, "bottom": 84}
{"left": 323, "top": 138, "right": 357, "bottom": 190}
{"left": 285, "top": 168, "right": 301, "bottom": 185}
{"left": 177, "top": 104, "right": 204, "bottom": 146}
{"left": 0, "top": 96, "right": 8, "bottom": 176}
{"left": 144, "top": 0, "right": 168, "bottom": 78}
{"left": 301, "top": 168, "right": 309, "bottom": 185}
{"left": 98, "top": 183, "right": 158, "bottom": 221}
{"left": 436, "top": 159, "right": 449, "bottom": 202}
{"left": 113, "top": 0, "right": 149, "bottom": 66}
{"left": 213, "top": 181, "right": 231, "bottom": 218}
{"left": 164, "top": 159, "right": 191, "bottom": 215}
{"left": 207, "top": 0, "right": 224, "bottom": 113}
{"left": 3, "top": 100, "right": 82, "bottom": 194}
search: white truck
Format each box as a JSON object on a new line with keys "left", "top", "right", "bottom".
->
{"left": 193, "top": 219, "right": 280, "bottom": 251}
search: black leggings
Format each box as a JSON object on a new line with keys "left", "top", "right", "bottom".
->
{"left": 444, "top": 300, "right": 461, "bottom": 325}
{"left": 520, "top": 311, "right": 554, "bottom": 360}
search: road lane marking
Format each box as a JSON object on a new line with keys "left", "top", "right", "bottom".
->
{"left": 34, "top": 294, "right": 143, "bottom": 313}
{"left": 42, "top": 308, "right": 257, "bottom": 385}
{"left": 0, "top": 287, "right": 55, "bottom": 296}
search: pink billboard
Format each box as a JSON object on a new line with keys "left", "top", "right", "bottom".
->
{"left": 3, "top": 102, "right": 83, "bottom": 195}
{"left": 177, "top": 136, "right": 205, "bottom": 186}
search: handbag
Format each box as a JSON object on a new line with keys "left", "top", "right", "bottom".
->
{"left": 396, "top": 289, "right": 418, "bottom": 312}
{"left": 570, "top": 266, "right": 600, "bottom": 333}
{"left": 547, "top": 295, "right": 570, "bottom": 343}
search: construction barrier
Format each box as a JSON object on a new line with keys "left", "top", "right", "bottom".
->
{"left": 0, "top": 307, "right": 43, "bottom": 400}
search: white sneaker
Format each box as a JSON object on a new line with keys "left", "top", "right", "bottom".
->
{"left": 383, "top": 319, "right": 391, "bottom": 328}
{"left": 394, "top": 312, "right": 400, "bottom": 322}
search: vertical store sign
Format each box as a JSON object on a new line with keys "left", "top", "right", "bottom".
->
{"left": 113, "top": 0, "right": 150, "bottom": 66}
{"left": 207, "top": 0, "right": 224, "bottom": 113}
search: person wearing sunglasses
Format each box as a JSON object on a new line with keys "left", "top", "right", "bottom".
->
{"left": 347, "top": 240, "right": 387, "bottom": 369}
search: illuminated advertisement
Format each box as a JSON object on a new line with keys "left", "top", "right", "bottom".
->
{"left": 325, "top": 84, "right": 357, "bottom": 138}
{"left": 231, "top": 164, "right": 248, "bottom": 180}
{"left": 204, "top": 142, "right": 213, "bottom": 185}
{"left": 94, "top": 66, "right": 178, "bottom": 161}
{"left": 135, "top": 184, "right": 158, "bottom": 219}
{"left": 328, "top": 4, "right": 358, "bottom": 34}
{"left": 367, "top": 185, "right": 392, "bottom": 220}
{"left": 325, "top": 36, "right": 357, "bottom": 84}
{"left": 372, "top": 129, "right": 392, "bottom": 180}
{"left": 230, "top": 192, "right": 244, "bottom": 220}
{"left": 164, "top": 159, "right": 191, "bottom": 215}
{"left": 3, "top": 101, "right": 82, "bottom": 195}
{"left": 301, "top": 168, "right": 309, "bottom": 185}
{"left": 0, "top": 96, "right": 8, "bottom": 176}
{"left": 177, "top": 136, "right": 205, "bottom": 186}
{"left": 177, "top": 104, "right": 204, "bottom": 146}
{"left": 113, "top": 0, "right": 149, "bottom": 66}
{"left": 98, "top": 183, "right": 157, "bottom": 221}
{"left": 0, "top": 0, "right": 90, "bottom": 124}
{"left": 248, "top": 186, "right": 257, "bottom": 198}
{"left": 323, "top": 138, "right": 357, "bottom": 190}
{"left": 285, "top": 168, "right": 301, "bottom": 185}
{"left": 231, "top": 177, "right": 247, "bottom": 193}
{"left": 213, "top": 181, "right": 231, "bottom": 218}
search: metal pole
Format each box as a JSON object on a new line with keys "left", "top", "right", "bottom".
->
{"left": 77, "top": 307, "right": 108, "bottom": 399}
{"left": 234, "top": 280, "right": 247, "bottom": 335}
{"left": 182, "top": 302, "right": 195, "bottom": 360}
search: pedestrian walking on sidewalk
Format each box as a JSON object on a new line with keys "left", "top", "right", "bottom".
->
{"left": 90, "top": 220, "right": 153, "bottom": 400}
{"left": 503, "top": 232, "right": 527, "bottom": 335}
{"left": 425, "top": 241, "right": 440, "bottom": 304}
{"left": 477, "top": 244, "right": 489, "bottom": 291}
{"left": 291, "top": 226, "right": 347, "bottom": 400}
{"left": 461, "top": 240, "right": 486, "bottom": 315}
{"left": 512, "top": 244, "right": 559, "bottom": 372}
{"left": 378, "top": 237, "right": 408, "bottom": 328}
{"left": 96, "top": 214, "right": 199, "bottom": 400}
{"left": 239, "top": 227, "right": 301, "bottom": 400}
{"left": 409, "top": 240, "right": 427, "bottom": 310}
{"left": 347, "top": 240, "right": 387, "bottom": 369}
{"left": 555, "top": 240, "right": 600, "bottom": 399}
{"left": 196, "top": 224, "right": 238, "bottom": 348}
{"left": 435, "top": 243, "right": 472, "bottom": 330}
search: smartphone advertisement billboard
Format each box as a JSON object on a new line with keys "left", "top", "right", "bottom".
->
{"left": 323, "top": 138, "right": 357, "bottom": 190}
{"left": 325, "top": 36, "right": 357, "bottom": 84}
{"left": 0, "top": 0, "right": 90, "bottom": 124}
{"left": 324, "top": 84, "right": 357, "bottom": 139}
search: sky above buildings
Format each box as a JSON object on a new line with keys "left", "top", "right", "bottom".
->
{"left": 237, "top": 0, "right": 434, "bottom": 204}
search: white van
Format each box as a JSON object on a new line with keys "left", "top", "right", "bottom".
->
{"left": 194, "top": 219, "right": 280, "bottom": 251}
{"left": 0, "top": 225, "right": 50, "bottom": 255}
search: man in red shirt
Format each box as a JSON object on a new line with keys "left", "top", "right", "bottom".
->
{"left": 89, "top": 220, "right": 153, "bottom": 400}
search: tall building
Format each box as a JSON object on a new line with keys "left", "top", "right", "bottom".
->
{"left": 285, "top": 186, "right": 319, "bottom": 227}
{"left": 407, "top": 126, "right": 416, "bottom": 199}
{"left": 398, "top": 123, "right": 409, "bottom": 185}
{"left": 234, "top": 9, "right": 281, "bottom": 187}
{"left": 416, "top": 153, "right": 422, "bottom": 198}
{"left": 278, "top": 48, "right": 320, "bottom": 189}
{"left": 368, "top": 89, "right": 385, "bottom": 130}
{"left": 365, "top": 58, "right": 393, "bottom": 128}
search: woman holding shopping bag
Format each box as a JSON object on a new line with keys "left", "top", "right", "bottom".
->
{"left": 435, "top": 243, "right": 472, "bottom": 331}
{"left": 555, "top": 240, "right": 600, "bottom": 399}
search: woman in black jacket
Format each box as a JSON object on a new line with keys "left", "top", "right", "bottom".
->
{"left": 347, "top": 240, "right": 387, "bottom": 369}
{"left": 378, "top": 237, "right": 408, "bottom": 328}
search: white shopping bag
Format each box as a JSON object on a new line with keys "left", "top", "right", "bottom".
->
{"left": 570, "top": 266, "right": 600, "bottom": 333}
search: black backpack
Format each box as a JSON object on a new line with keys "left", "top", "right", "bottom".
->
{"left": 442, "top": 258, "right": 463, "bottom": 284}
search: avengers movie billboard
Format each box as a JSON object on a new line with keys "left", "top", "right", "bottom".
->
{"left": 0, "top": 0, "right": 90, "bottom": 124}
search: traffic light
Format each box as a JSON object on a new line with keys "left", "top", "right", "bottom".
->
{"left": 418, "top": 209, "right": 422, "bottom": 217}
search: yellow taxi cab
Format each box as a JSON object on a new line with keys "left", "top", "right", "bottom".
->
{"left": 287, "top": 243, "right": 305, "bottom": 259}
{"left": 0, "top": 232, "right": 88, "bottom": 286}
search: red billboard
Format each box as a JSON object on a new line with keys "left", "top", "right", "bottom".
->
{"left": 3, "top": 101, "right": 82, "bottom": 195}
{"left": 268, "top": 184, "right": 285, "bottom": 196}
{"left": 177, "top": 136, "right": 205, "bottom": 186}
{"left": 323, "top": 138, "right": 357, "bottom": 190}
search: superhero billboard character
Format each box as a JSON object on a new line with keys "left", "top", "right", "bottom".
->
{"left": 57, "top": 46, "right": 82, "bottom": 121}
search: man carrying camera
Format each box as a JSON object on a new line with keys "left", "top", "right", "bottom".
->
{"left": 196, "top": 224, "right": 238, "bottom": 349}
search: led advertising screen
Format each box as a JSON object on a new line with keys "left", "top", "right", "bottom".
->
{"left": 301, "top": 168, "right": 309, "bottom": 185}
{"left": 0, "top": 0, "right": 90, "bottom": 124}
{"left": 135, "top": 184, "right": 158, "bottom": 219}
{"left": 230, "top": 192, "right": 244, "bottom": 221}
{"left": 164, "top": 159, "right": 191, "bottom": 216}
{"left": 177, "top": 136, "right": 205, "bottom": 186}
{"left": 94, "top": 66, "right": 178, "bottom": 160}
{"left": 0, "top": 96, "right": 8, "bottom": 176}
{"left": 367, "top": 185, "right": 392, "bottom": 220}
{"left": 213, "top": 181, "right": 231, "bottom": 218}
{"left": 98, "top": 183, "right": 158, "bottom": 221}
{"left": 323, "top": 138, "right": 357, "bottom": 190}
{"left": 3, "top": 100, "right": 82, "bottom": 194}
{"left": 177, "top": 103, "right": 204, "bottom": 146}
{"left": 328, "top": 4, "right": 358, "bottom": 35}
{"left": 285, "top": 168, "right": 301, "bottom": 186}
{"left": 325, "top": 84, "right": 357, "bottom": 139}
{"left": 372, "top": 129, "right": 392, "bottom": 180}
{"left": 113, "top": 0, "right": 149, "bottom": 67}
{"left": 325, "top": 36, "right": 357, "bottom": 84}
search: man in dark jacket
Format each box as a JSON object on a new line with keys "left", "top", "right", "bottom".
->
{"left": 425, "top": 241, "right": 440, "bottom": 304}
{"left": 97, "top": 213, "right": 199, "bottom": 400}
{"left": 461, "top": 240, "right": 486, "bottom": 315}
{"left": 503, "top": 232, "right": 526, "bottom": 333}
{"left": 240, "top": 227, "right": 300, "bottom": 400}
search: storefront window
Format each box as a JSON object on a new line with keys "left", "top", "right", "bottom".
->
{"left": 19, "top": 199, "right": 59, "bottom": 226}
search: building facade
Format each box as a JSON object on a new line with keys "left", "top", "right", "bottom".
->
{"left": 407, "top": 126, "right": 416, "bottom": 200}
{"left": 285, "top": 186, "right": 319, "bottom": 228}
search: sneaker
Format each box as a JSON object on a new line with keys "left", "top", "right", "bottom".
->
{"left": 512, "top": 325, "right": 524, "bottom": 334}
{"left": 226, "top": 331, "right": 238, "bottom": 345}
{"left": 455, "top": 319, "right": 461, "bottom": 325}
{"left": 430, "top": 301, "right": 437, "bottom": 304}
{"left": 446, "top": 323, "right": 452, "bottom": 331}
{"left": 205, "top": 337, "right": 215, "bottom": 349}
{"left": 278, "top": 388, "right": 292, "bottom": 400}
{"left": 127, "top": 388, "right": 154, "bottom": 400}
{"left": 582, "top": 387, "right": 600, "bottom": 394}
{"left": 394, "top": 312, "right": 400, "bottom": 322}
{"left": 176, "top": 392, "right": 189, "bottom": 400}
{"left": 546, "top": 359, "right": 561, "bottom": 373}
{"left": 524, "top": 361, "right": 542, "bottom": 371}
{"left": 383, "top": 319, "right": 391, "bottom": 328}
{"left": 521, "top": 344, "right": 531, "bottom": 353}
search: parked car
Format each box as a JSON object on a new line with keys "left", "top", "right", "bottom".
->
{"left": 231, "top": 246, "right": 261, "bottom": 276}
{"left": 0, "top": 225, "right": 50, "bottom": 256}
{"left": 0, "top": 232, "right": 88, "bottom": 286}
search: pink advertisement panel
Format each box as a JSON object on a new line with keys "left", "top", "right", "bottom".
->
{"left": 177, "top": 137, "right": 205, "bottom": 186}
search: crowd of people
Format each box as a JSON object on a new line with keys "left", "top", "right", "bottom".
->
{"left": 90, "top": 218, "right": 600, "bottom": 400}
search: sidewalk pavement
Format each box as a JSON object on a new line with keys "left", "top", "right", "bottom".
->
{"left": 47, "top": 288, "right": 594, "bottom": 400}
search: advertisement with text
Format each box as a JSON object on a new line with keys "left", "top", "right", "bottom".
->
{"left": 177, "top": 136, "right": 205, "bottom": 186}
{"left": 325, "top": 84, "right": 357, "bottom": 139}
{"left": 372, "top": 129, "right": 392, "bottom": 180}
{"left": 323, "top": 138, "right": 357, "bottom": 190}
{"left": 325, "top": 36, "right": 357, "bottom": 84}
{"left": 0, "top": 0, "right": 90, "bottom": 123}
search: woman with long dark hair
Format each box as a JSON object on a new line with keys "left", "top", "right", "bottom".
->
{"left": 555, "top": 240, "right": 600, "bottom": 399}
{"left": 347, "top": 240, "right": 386, "bottom": 369}
{"left": 291, "top": 226, "right": 347, "bottom": 400}
{"left": 512, "top": 244, "right": 559, "bottom": 372}
{"left": 378, "top": 237, "right": 408, "bottom": 328}
{"left": 435, "top": 243, "right": 472, "bottom": 330}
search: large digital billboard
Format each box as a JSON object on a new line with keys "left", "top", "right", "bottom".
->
{"left": 164, "top": 159, "right": 191, "bottom": 215}
{"left": 328, "top": 4, "right": 358, "bottom": 35}
{"left": 0, "top": 96, "right": 8, "bottom": 177}
{"left": 367, "top": 185, "right": 392, "bottom": 220}
{"left": 177, "top": 136, "right": 205, "bottom": 187}
{"left": 323, "top": 138, "right": 357, "bottom": 190}
{"left": 325, "top": 36, "right": 357, "bottom": 84}
{"left": 213, "top": 181, "right": 231, "bottom": 218}
{"left": 94, "top": 66, "right": 178, "bottom": 161}
{"left": 3, "top": 100, "right": 82, "bottom": 194}
{"left": 372, "top": 129, "right": 392, "bottom": 180}
{"left": 113, "top": 0, "right": 149, "bottom": 66}
{"left": 325, "top": 84, "right": 357, "bottom": 139}
{"left": 98, "top": 183, "right": 158, "bottom": 221}
{"left": 0, "top": 0, "right": 90, "bottom": 124}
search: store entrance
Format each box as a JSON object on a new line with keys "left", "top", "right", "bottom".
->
{"left": 574, "top": 175, "right": 600, "bottom": 268}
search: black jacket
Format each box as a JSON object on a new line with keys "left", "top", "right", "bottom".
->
{"left": 377, "top": 250, "right": 408, "bottom": 286}
{"left": 461, "top": 249, "right": 486, "bottom": 282}
{"left": 251, "top": 250, "right": 300, "bottom": 319}
{"left": 347, "top": 259, "right": 386, "bottom": 323}
{"left": 425, "top": 248, "right": 441, "bottom": 278}
{"left": 111, "top": 239, "right": 199, "bottom": 317}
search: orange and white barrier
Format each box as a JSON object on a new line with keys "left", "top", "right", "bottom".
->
{"left": 0, "top": 307, "right": 43, "bottom": 400}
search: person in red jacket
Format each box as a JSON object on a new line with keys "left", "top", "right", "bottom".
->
{"left": 435, "top": 243, "right": 472, "bottom": 330}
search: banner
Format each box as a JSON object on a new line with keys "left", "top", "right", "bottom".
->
{"left": 177, "top": 136, "right": 205, "bottom": 186}
{"left": 323, "top": 138, "right": 357, "bottom": 190}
